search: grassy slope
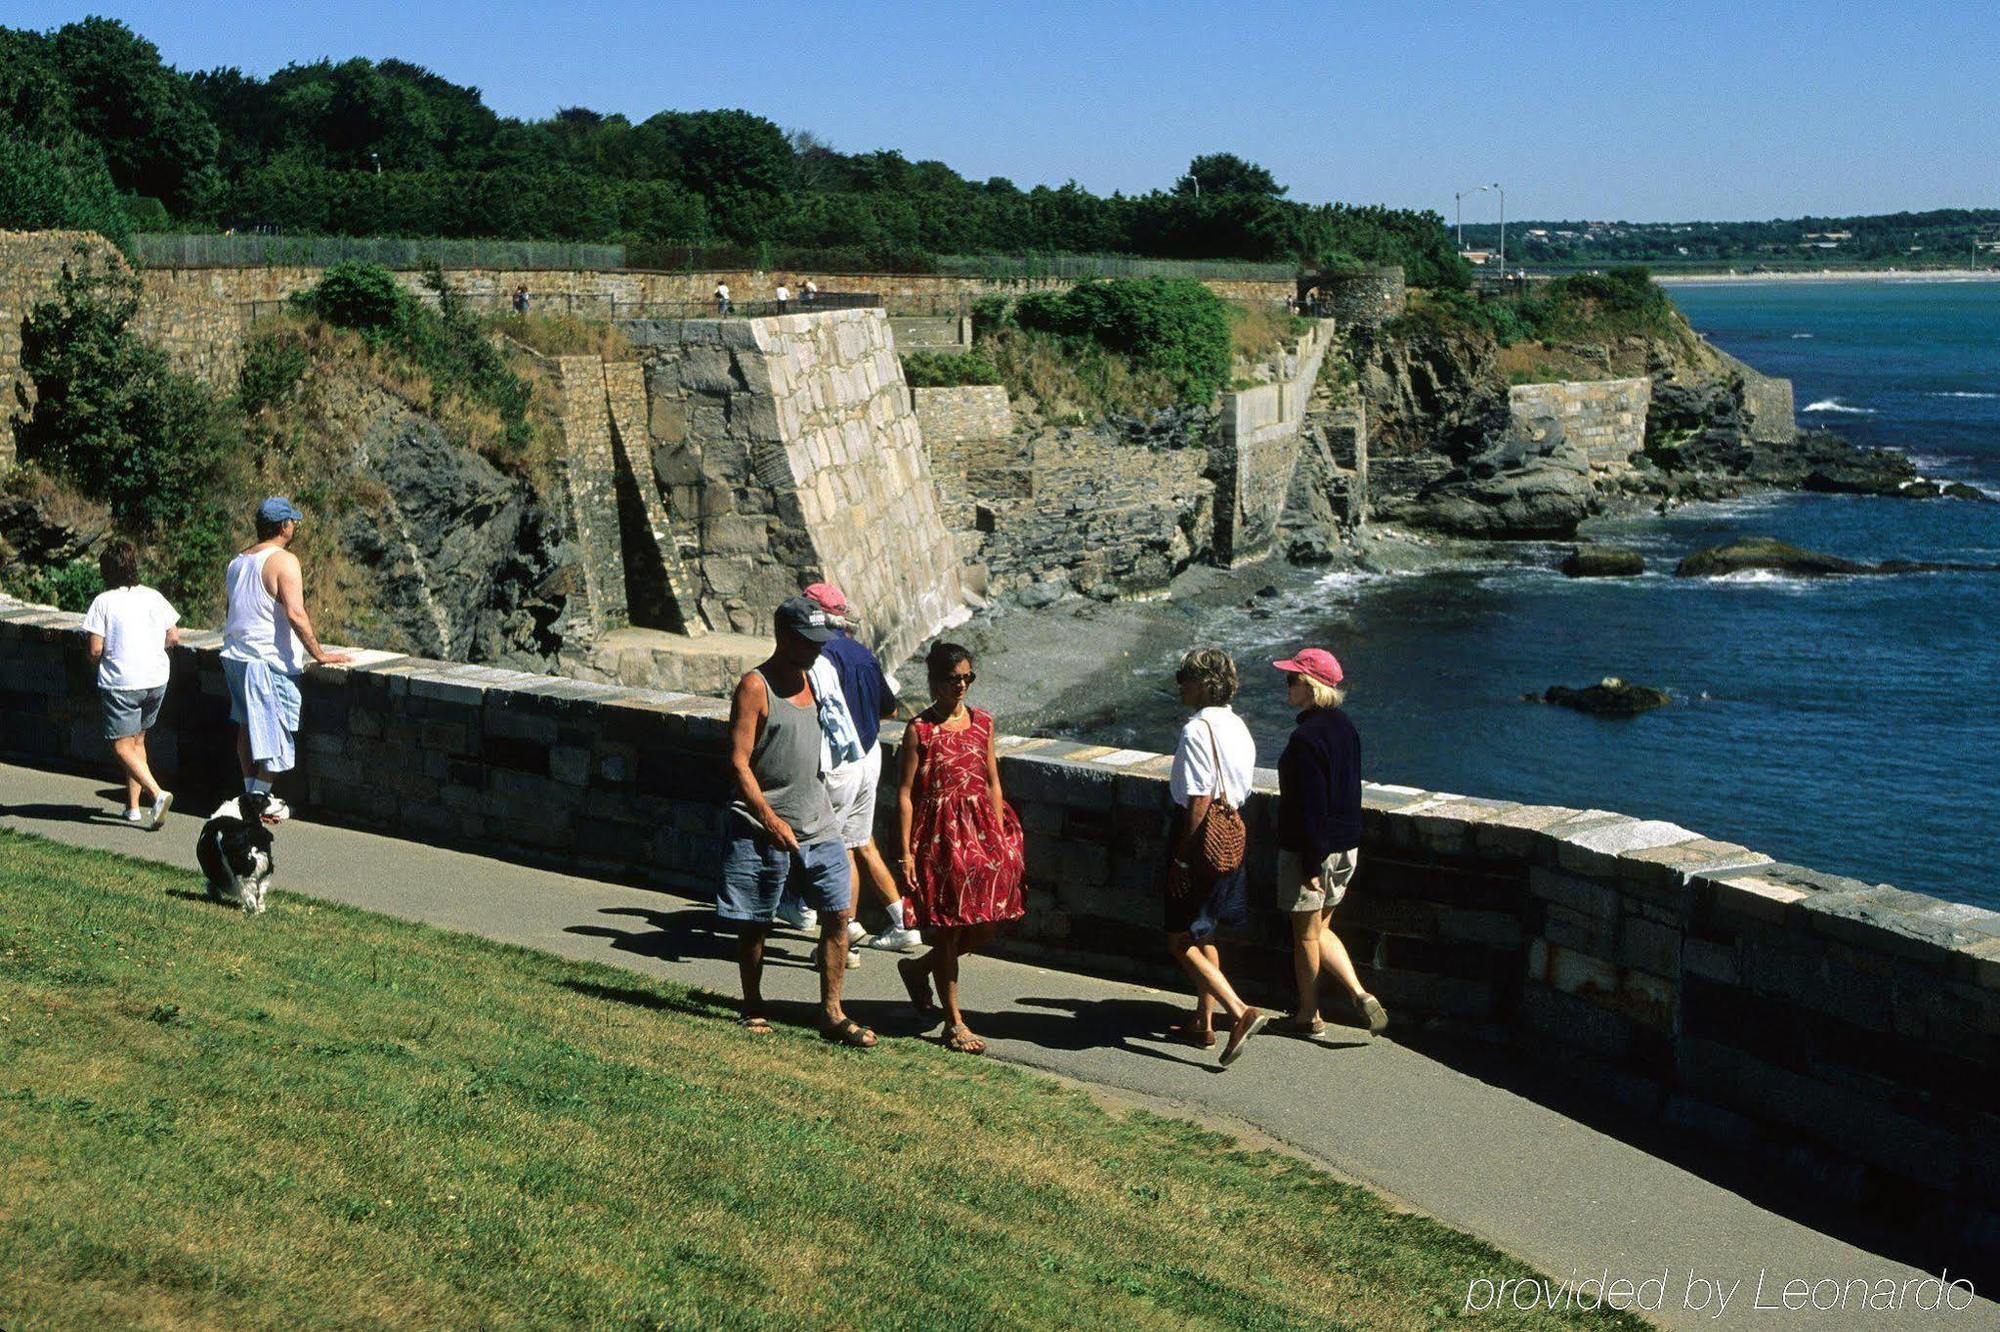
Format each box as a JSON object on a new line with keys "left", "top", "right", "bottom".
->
{"left": 0, "top": 830, "right": 1644, "bottom": 1330}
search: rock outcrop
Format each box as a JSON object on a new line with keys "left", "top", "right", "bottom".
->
{"left": 1675, "top": 536, "right": 2000, "bottom": 579}
{"left": 1561, "top": 545, "right": 1645, "bottom": 577}
{"left": 1539, "top": 678, "right": 1671, "bottom": 715}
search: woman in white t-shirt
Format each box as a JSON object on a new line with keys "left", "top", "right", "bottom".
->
{"left": 1161, "top": 647, "right": 1268, "bottom": 1067}
{"left": 81, "top": 539, "right": 180, "bottom": 829}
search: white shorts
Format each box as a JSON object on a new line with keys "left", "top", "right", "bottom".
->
{"left": 824, "top": 743, "right": 883, "bottom": 849}
{"left": 1278, "top": 847, "right": 1359, "bottom": 914}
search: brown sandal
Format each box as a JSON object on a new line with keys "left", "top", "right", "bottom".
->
{"left": 944, "top": 1026, "right": 986, "bottom": 1055}
{"left": 1166, "top": 1021, "right": 1217, "bottom": 1049}
{"left": 738, "top": 1014, "right": 773, "bottom": 1035}
{"left": 820, "top": 1017, "right": 877, "bottom": 1048}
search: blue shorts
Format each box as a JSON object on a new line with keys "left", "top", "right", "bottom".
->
{"left": 222, "top": 658, "right": 301, "bottom": 730}
{"left": 101, "top": 685, "right": 166, "bottom": 739}
{"left": 718, "top": 832, "right": 852, "bottom": 925}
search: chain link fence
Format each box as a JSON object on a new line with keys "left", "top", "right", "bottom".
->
{"left": 935, "top": 253, "right": 1298, "bottom": 282}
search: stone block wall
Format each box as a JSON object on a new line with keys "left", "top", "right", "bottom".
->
{"left": 1508, "top": 377, "right": 1652, "bottom": 471}
{"left": 1212, "top": 320, "right": 1334, "bottom": 564}
{"left": 889, "top": 315, "right": 972, "bottom": 349}
{"left": 1714, "top": 349, "right": 1798, "bottom": 445}
{"left": 974, "top": 440, "right": 1212, "bottom": 598}
{"left": 550, "top": 355, "right": 631, "bottom": 635}
{"left": 911, "top": 385, "right": 1014, "bottom": 450}
{"left": 629, "top": 310, "right": 962, "bottom": 666}
{"left": 912, "top": 386, "right": 1022, "bottom": 530}
{"left": 1300, "top": 266, "right": 1407, "bottom": 327}
{"left": 4, "top": 596, "right": 1997, "bottom": 1258}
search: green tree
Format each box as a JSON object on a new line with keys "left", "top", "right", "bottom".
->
{"left": 1174, "top": 153, "right": 1286, "bottom": 198}
{"left": 46, "top": 17, "right": 218, "bottom": 211}
{"left": 0, "top": 131, "right": 131, "bottom": 242}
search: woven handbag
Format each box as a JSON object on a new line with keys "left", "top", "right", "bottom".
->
{"left": 1187, "top": 718, "right": 1246, "bottom": 878}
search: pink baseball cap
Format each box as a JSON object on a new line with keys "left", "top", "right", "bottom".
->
{"left": 802, "top": 582, "right": 849, "bottom": 615}
{"left": 1272, "top": 647, "right": 1344, "bottom": 687}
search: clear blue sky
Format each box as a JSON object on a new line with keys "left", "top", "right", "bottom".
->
{"left": 9, "top": 0, "right": 1997, "bottom": 222}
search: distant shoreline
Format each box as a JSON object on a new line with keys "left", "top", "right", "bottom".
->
{"left": 1652, "top": 268, "right": 2000, "bottom": 286}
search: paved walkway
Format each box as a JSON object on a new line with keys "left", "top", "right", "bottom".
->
{"left": 2, "top": 761, "right": 1990, "bottom": 1329}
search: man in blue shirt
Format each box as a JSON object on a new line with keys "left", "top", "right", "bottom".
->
{"left": 804, "top": 582, "right": 921, "bottom": 951}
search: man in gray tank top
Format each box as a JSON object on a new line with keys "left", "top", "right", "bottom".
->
{"left": 722, "top": 597, "right": 874, "bottom": 1047}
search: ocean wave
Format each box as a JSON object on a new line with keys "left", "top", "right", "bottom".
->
{"left": 1928, "top": 391, "right": 1999, "bottom": 399}
{"left": 1802, "top": 398, "right": 1877, "bottom": 414}
{"left": 1790, "top": 332, "right": 1815, "bottom": 339}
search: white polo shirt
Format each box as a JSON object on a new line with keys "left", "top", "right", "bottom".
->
{"left": 1170, "top": 705, "right": 1256, "bottom": 809}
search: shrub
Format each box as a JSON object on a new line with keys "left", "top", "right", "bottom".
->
{"left": 1007, "top": 278, "right": 1231, "bottom": 404}
{"left": 19, "top": 556, "right": 104, "bottom": 612}
{"left": 10, "top": 248, "right": 234, "bottom": 544}
{"left": 237, "top": 326, "right": 311, "bottom": 415}
{"left": 900, "top": 350, "right": 1000, "bottom": 388}
{"left": 294, "top": 260, "right": 410, "bottom": 339}
{"left": 0, "top": 131, "right": 131, "bottom": 246}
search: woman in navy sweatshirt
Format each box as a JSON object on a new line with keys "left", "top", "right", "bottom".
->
{"left": 1271, "top": 647, "right": 1388, "bottom": 1036}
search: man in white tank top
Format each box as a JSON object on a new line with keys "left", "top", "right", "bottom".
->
{"left": 220, "top": 497, "right": 351, "bottom": 819}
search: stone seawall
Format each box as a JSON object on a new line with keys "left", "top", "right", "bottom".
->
{"left": 1508, "top": 377, "right": 1652, "bottom": 471}
{"left": 3, "top": 597, "right": 1996, "bottom": 1255}
{"left": 1213, "top": 320, "right": 1334, "bottom": 563}
{"left": 1301, "top": 266, "right": 1407, "bottom": 327}
{"left": 1713, "top": 348, "right": 1799, "bottom": 445}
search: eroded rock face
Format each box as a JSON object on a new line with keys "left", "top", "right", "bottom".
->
{"left": 344, "top": 402, "right": 583, "bottom": 670}
{"left": 1381, "top": 413, "right": 1596, "bottom": 540}
{"left": 1674, "top": 536, "right": 2000, "bottom": 578}
{"left": 1351, "top": 323, "right": 1509, "bottom": 466}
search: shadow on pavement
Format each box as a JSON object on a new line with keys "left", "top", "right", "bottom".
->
{"left": 0, "top": 800, "right": 126, "bottom": 827}
{"left": 975, "top": 994, "right": 1231, "bottom": 1070}
{"left": 564, "top": 904, "right": 816, "bottom": 972}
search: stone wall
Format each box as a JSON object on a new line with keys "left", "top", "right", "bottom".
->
{"left": 973, "top": 440, "right": 1212, "bottom": 598}
{"left": 1212, "top": 320, "right": 1334, "bottom": 563}
{"left": 910, "top": 385, "right": 1014, "bottom": 451}
{"left": 888, "top": 315, "right": 972, "bottom": 349}
{"left": 913, "top": 385, "right": 1028, "bottom": 534}
{"left": 3, "top": 596, "right": 1996, "bottom": 1258}
{"left": 1508, "top": 377, "right": 1652, "bottom": 471}
{"left": 1300, "top": 266, "right": 1408, "bottom": 327}
{"left": 627, "top": 310, "right": 962, "bottom": 666}
{"left": 1714, "top": 349, "right": 1798, "bottom": 445}
{"left": 549, "top": 355, "right": 631, "bottom": 635}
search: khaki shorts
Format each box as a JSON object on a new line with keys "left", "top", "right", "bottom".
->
{"left": 1278, "top": 848, "right": 1359, "bottom": 914}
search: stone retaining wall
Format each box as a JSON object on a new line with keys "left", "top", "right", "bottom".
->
{"left": 1213, "top": 320, "right": 1334, "bottom": 563}
{"left": 1714, "top": 348, "right": 1799, "bottom": 445}
{"left": 1508, "top": 377, "right": 1652, "bottom": 471}
{"left": 1300, "top": 266, "right": 1407, "bottom": 327}
{"left": 1, "top": 597, "right": 1996, "bottom": 1256}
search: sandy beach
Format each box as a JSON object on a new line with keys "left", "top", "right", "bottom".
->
{"left": 1655, "top": 267, "right": 2000, "bottom": 286}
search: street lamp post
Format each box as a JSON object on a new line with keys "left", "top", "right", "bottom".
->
{"left": 1492, "top": 182, "right": 1506, "bottom": 273}
{"left": 1455, "top": 191, "right": 1463, "bottom": 249}
{"left": 370, "top": 151, "right": 381, "bottom": 176}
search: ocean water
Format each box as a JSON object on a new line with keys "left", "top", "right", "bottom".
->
{"left": 1081, "top": 281, "right": 2000, "bottom": 907}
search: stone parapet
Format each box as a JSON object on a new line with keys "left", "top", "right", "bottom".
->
{"left": 4, "top": 596, "right": 1996, "bottom": 1257}
{"left": 3, "top": 598, "right": 1997, "bottom": 1255}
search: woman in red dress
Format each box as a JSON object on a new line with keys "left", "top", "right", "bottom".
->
{"left": 895, "top": 642, "right": 1025, "bottom": 1054}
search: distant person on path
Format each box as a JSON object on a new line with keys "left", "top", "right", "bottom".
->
{"left": 1271, "top": 648, "right": 1387, "bottom": 1036}
{"left": 802, "top": 278, "right": 818, "bottom": 305}
{"left": 775, "top": 281, "right": 791, "bottom": 314}
{"left": 714, "top": 281, "right": 731, "bottom": 315}
{"left": 894, "top": 642, "right": 1025, "bottom": 1055}
{"left": 1161, "top": 648, "right": 1267, "bottom": 1066}
{"left": 512, "top": 285, "right": 530, "bottom": 315}
{"left": 82, "top": 538, "right": 179, "bottom": 829}
{"left": 220, "top": 498, "right": 352, "bottom": 821}
{"left": 802, "top": 582, "right": 921, "bottom": 953}
{"left": 723, "top": 597, "right": 875, "bottom": 1046}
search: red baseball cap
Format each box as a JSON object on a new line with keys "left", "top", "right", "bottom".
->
{"left": 1272, "top": 647, "right": 1344, "bottom": 687}
{"left": 802, "top": 582, "right": 849, "bottom": 615}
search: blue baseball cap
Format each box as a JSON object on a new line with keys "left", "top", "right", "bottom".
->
{"left": 257, "top": 496, "right": 304, "bottom": 524}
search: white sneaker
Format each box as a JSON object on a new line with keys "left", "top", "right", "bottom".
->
{"left": 846, "top": 918, "right": 867, "bottom": 945}
{"left": 261, "top": 796, "right": 292, "bottom": 823}
{"left": 774, "top": 901, "right": 817, "bottom": 932}
{"left": 867, "top": 925, "right": 923, "bottom": 952}
{"left": 123, "top": 808, "right": 146, "bottom": 825}
{"left": 147, "top": 790, "right": 173, "bottom": 831}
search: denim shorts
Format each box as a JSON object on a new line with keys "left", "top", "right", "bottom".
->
{"left": 718, "top": 831, "right": 852, "bottom": 924}
{"left": 101, "top": 685, "right": 166, "bottom": 739}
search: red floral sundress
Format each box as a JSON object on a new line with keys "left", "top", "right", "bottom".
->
{"left": 907, "top": 707, "right": 1026, "bottom": 929}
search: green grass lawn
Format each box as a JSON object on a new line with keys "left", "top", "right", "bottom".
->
{"left": 0, "top": 829, "right": 1647, "bottom": 1330}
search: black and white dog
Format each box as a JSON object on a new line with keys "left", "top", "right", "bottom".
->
{"left": 195, "top": 792, "right": 276, "bottom": 915}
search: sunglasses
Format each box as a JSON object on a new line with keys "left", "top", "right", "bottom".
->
{"left": 934, "top": 672, "right": 976, "bottom": 689}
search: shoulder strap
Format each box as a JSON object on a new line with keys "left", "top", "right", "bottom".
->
{"left": 1200, "top": 717, "right": 1235, "bottom": 810}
